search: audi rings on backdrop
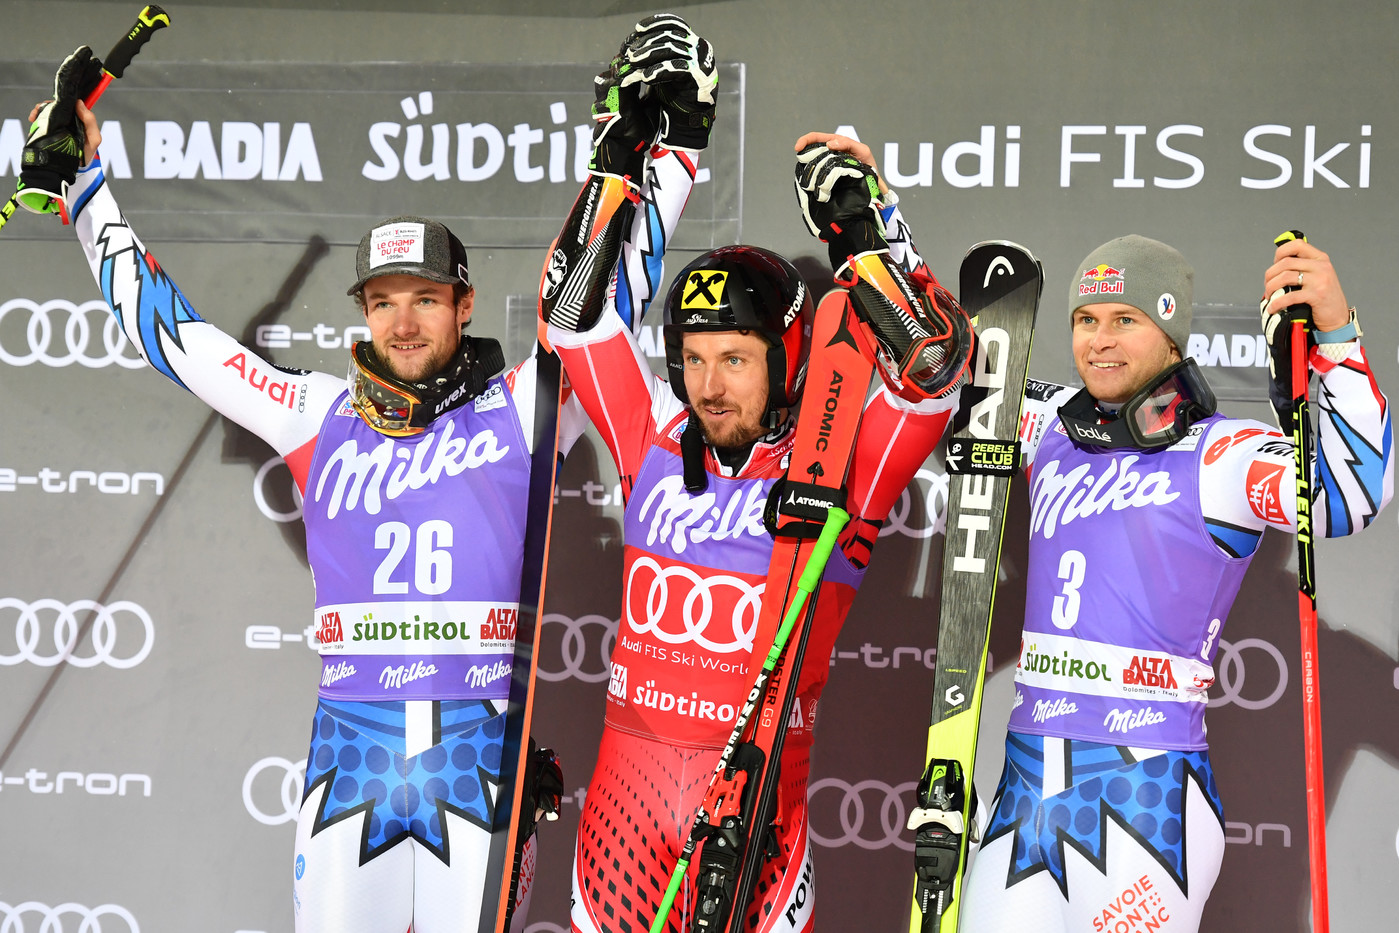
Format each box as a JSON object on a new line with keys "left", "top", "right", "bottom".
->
{"left": 0, "top": 299, "right": 145, "bottom": 368}
{"left": 879, "top": 468, "right": 949, "bottom": 540}
{"left": 0, "top": 599, "right": 155, "bottom": 669}
{"left": 242, "top": 756, "right": 308, "bottom": 826}
{"left": 0, "top": 901, "right": 140, "bottom": 933}
{"left": 1208, "top": 638, "right": 1289, "bottom": 710}
{"left": 253, "top": 455, "right": 304, "bottom": 523}
{"left": 536, "top": 613, "right": 616, "bottom": 683}
{"left": 807, "top": 777, "right": 919, "bottom": 851}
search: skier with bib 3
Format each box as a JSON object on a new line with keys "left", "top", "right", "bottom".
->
{"left": 958, "top": 234, "right": 1392, "bottom": 932}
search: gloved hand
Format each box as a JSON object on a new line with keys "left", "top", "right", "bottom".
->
{"left": 618, "top": 13, "right": 717, "bottom": 151}
{"left": 794, "top": 142, "right": 887, "bottom": 272}
{"left": 19, "top": 46, "right": 105, "bottom": 214}
{"left": 589, "top": 43, "right": 658, "bottom": 180}
{"left": 1259, "top": 289, "right": 1313, "bottom": 433}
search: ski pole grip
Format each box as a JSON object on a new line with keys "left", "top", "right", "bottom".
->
{"left": 1273, "top": 229, "right": 1312, "bottom": 327}
{"left": 798, "top": 507, "right": 849, "bottom": 593}
{"left": 103, "top": 5, "right": 171, "bottom": 80}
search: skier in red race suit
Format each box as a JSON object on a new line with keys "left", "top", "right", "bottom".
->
{"left": 538, "top": 15, "right": 976, "bottom": 933}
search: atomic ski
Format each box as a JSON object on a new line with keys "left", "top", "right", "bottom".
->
{"left": 480, "top": 345, "right": 565, "bottom": 933}
{"left": 649, "top": 286, "right": 874, "bottom": 933}
{"left": 906, "top": 241, "right": 1042, "bottom": 933}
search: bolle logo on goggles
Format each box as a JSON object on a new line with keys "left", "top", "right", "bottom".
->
{"left": 1068, "top": 422, "right": 1114, "bottom": 443}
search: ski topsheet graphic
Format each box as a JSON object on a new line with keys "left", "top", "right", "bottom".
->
{"left": 907, "top": 241, "right": 1042, "bottom": 933}
{"left": 649, "top": 289, "right": 873, "bottom": 933}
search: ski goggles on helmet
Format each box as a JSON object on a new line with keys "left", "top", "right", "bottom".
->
{"left": 1058, "top": 358, "right": 1217, "bottom": 450}
{"left": 347, "top": 341, "right": 428, "bottom": 437}
{"left": 864, "top": 282, "right": 974, "bottom": 401}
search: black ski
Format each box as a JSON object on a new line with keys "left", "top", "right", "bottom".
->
{"left": 480, "top": 346, "right": 564, "bottom": 933}
{"left": 907, "top": 241, "right": 1042, "bottom": 933}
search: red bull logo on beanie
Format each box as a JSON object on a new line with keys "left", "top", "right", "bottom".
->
{"left": 1078, "top": 264, "right": 1125, "bottom": 297}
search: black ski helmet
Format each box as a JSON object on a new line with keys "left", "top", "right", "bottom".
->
{"left": 662, "top": 245, "right": 813, "bottom": 418}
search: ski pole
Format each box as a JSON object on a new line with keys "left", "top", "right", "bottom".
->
{"left": 648, "top": 506, "right": 851, "bottom": 933}
{"left": 1273, "top": 228, "right": 1329, "bottom": 932}
{"left": 0, "top": 4, "right": 170, "bottom": 231}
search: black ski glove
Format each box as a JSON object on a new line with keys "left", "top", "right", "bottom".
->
{"left": 20, "top": 46, "right": 105, "bottom": 214}
{"left": 589, "top": 43, "right": 658, "bottom": 181}
{"left": 1260, "top": 289, "right": 1314, "bottom": 433}
{"left": 794, "top": 143, "right": 888, "bottom": 273}
{"left": 619, "top": 14, "right": 717, "bottom": 151}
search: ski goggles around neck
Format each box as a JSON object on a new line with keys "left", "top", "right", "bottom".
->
{"left": 1058, "top": 358, "right": 1217, "bottom": 450}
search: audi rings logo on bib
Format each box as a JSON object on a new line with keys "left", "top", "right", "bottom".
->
{"left": 0, "top": 299, "right": 144, "bottom": 369}
{"left": 1208, "top": 638, "right": 1288, "bottom": 710}
{"left": 807, "top": 778, "right": 919, "bottom": 851}
{"left": 536, "top": 613, "right": 616, "bottom": 683}
{"left": 0, "top": 901, "right": 140, "bottom": 933}
{"left": 243, "top": 756, "right": 308, "bottom": 826}
{"left": 625, "top": 555, "right": 762, "bottom": 654}
{"left": 0, "top": 599, "right": 155, "bottom": 669}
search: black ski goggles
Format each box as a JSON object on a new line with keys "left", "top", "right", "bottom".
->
{"left": 1058, "top": 358, "right": 1217, "bottom": 450}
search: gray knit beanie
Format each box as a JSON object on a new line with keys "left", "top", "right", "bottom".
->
{"left": 1069, "top": 235, "right": 1193, "bottom": 351}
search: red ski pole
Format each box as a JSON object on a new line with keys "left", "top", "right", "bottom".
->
{"left": 1274, "top": 228, "right": 1329, "bottom": 931}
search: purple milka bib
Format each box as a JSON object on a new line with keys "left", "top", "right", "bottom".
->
{"left": 1010, "top": 414, "right": 1250, "bottom": 750}
{"left": 301, "top": 379, "right": 530, "bottom": 702}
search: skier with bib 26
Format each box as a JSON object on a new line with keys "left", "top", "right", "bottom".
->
{"left": 25, "top": 47, "right": 573, "bottom": 933}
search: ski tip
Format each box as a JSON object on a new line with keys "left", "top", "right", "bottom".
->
{"left": 962, "top": 239, "right": 1038, "bottom": 264}
{"left": 958, "top": 240, "right": 1043, "bottom": 310}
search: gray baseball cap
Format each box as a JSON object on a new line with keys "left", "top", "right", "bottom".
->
{"left": 346, "top": 216, "right": 470, "bottom": 296}
{"left": 1069, "top": 234, "right": 1193, "bottom": 351}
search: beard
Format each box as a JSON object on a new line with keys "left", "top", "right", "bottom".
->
{"left": 693, "top": 395, "right": 769, "bottom": 450}
{"left": 373, "top": 336, "right": 459, "bottom": 384}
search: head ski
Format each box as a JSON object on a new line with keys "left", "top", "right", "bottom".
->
{"left": 907, "top": 241, "right": 1042, "bottom": 933}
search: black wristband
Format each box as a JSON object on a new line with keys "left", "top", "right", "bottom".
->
{"left": 591, "top": 135, "right": 648, "bottom": 182}
{"left": 826, "top": 217, "right": 887, "bottom": 271}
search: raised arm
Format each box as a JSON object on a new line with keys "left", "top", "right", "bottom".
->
{"left": 54, "top": 103, "right": 343, "bottom": 486}
{"left": 1201, "top": 240, "right": 1391, "bottom": 549}
{"left": 540, "top": 16, "right": 712, "bottom": 490}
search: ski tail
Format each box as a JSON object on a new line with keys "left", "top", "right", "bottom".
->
{"left": 481, "top": 346, "right": 564, "bottom": 933}
{"left": 907, "top": 241, "right": 1043, "bottom": 933}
